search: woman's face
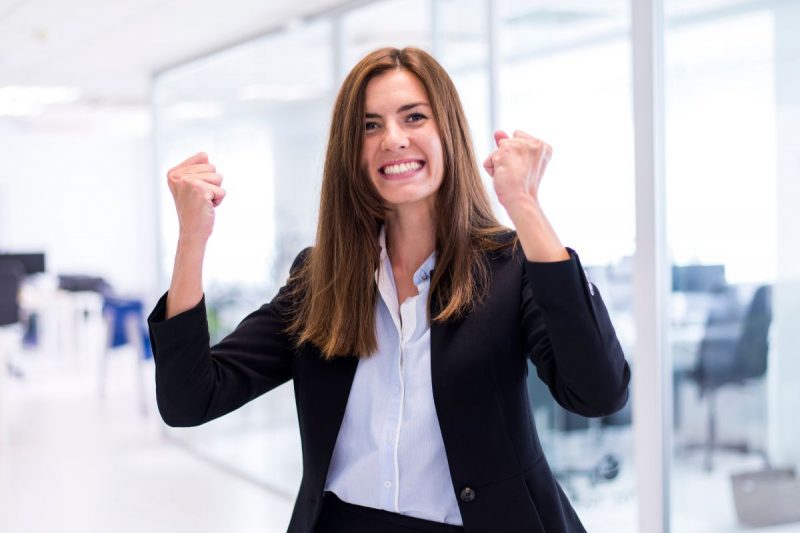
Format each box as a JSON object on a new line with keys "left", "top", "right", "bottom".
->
{"left": 360, "top": 69, "right": 444, "bottom": 211}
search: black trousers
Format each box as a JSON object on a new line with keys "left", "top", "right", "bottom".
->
{"left": 314, "top": 492, "right": 465, "bottom": 533}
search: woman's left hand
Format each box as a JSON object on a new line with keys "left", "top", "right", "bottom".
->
{"left": 483, "top": 130, "right": 553, "bottom": 209}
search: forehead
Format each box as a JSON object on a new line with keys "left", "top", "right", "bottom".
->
{"left": 364, "top": 69, "right": 429, "bottom": 110}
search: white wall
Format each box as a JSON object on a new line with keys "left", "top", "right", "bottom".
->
{"left": 0, "top": 106, "right": 159, "bottom": 303}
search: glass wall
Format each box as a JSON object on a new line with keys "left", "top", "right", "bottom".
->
{"left": 666, "top": 1, "right": 800, "bottom": 531}
{"left": 152, "top": 0, "right": 641, "bottom": 528}
{"left": 497, "top": 2, "right": 637, "bottom": 530}
{"left": 153, "top": 19, "right": 334, "bottom": 496}
{"left": 151, "top": 0, "right": 800, "bottom": 530}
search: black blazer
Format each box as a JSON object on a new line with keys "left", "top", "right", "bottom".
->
{"left": 148, "top": 238, "right": 630, "bottom": 533}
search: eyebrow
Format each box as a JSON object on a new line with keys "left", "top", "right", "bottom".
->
{"left": 365, "top": 102, "right": 430, "bottom": 119}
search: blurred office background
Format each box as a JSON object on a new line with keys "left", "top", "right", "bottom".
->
{"left": 1, "top": 0, "right": 798, "bottom": 532}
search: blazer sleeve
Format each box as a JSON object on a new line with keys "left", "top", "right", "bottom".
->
{"left": 521, "top": 247, "right": 631, "bottom": 418}
{"left": 147, "top": 248, "right": 310, "bottom": 427}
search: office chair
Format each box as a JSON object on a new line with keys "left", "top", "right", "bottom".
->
{"left": 57, "top": 275, "right": 151, "bottom": 415}
{"left": 526, "top": 363, "right": 624, "bottom": 501}
{"left": 100, "top": 296, "right": 152, "bottom": 416}
{"left": 679, "top": 284, "right": 772, "bottom": 471}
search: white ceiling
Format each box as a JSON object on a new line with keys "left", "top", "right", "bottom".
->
{"left": 0, "top": 0, "right": 353, "bottom": 108}
{"left": 0, "top": 0, "right": 757, "bottom": 120}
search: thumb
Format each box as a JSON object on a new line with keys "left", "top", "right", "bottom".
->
{"left": 494, "top": 130, "right": 510, "bottom": 147}
{"left": 483, "top": 154, "right": 494, "bottom": 177}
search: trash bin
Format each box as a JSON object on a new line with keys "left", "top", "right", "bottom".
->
{"left": 731, "top": 467, "right": 800, "bottom": 527}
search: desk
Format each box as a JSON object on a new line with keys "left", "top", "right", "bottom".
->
{"left": 19, "top": 279, "right": 105, "bottom": 363}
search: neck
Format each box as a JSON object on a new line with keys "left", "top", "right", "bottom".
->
{"left": 384, "top": 201, "right": 436, "bottom": 274}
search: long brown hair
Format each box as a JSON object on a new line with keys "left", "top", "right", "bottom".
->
{"left": 287, "top": 47, "right": 513, "bottom": 359}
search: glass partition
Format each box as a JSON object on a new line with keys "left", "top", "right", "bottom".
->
{"left": 666, "top": 1, "right": 800, "bottom": 531}
{"left": 148, "top": 2, "right": 800, "bottom": 530}
{"left": 497, "top": 2, "right": 637, "bottom": 531}
{"left": 153, "top": 18, "right": 334, "bottom": 496}
{"left": 152, "top": 0, "right": 643, "bottom": 524}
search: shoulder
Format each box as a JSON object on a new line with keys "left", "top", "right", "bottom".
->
{"left": 478, "top": 228, "right": 522, "bottom": 264}
{"left": 489, "top": 228, "right": 517, "bottom": 246}
{"left": 290, "top": 246, "right": 314, "bottom": 274}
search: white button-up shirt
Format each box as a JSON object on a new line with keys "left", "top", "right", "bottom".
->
{"left": 323, "top": 227, "right": 463, "bottom": 525}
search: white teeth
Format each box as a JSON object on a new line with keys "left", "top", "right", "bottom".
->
{"left": 382, "top": 161, "right": 422, "bottom": 175}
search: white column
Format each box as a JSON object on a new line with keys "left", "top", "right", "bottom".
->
{"left": 332, "top": 14, "right": 347, "bottom": 84}
{"left": 768, "top": 0, "right": 800, "bottom": 468}
{"left": 486, "top": 0, "right": 500, "bottom": 140}
{"left": 632, "top": 0, "right": 670, "bottom": 532}
{"left": 430, "top": 0, "right": 441, "bottom": 58}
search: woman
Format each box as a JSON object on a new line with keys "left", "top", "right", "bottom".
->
{"left": 148, "top": 47, "right": 630, "bottom": 533}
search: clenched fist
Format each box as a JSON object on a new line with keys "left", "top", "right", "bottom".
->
{"left": 167, "top": 152, "right": 226, "bottom": 243}
{"left": 483, "top": 130, "right": 552, "bottom": 209}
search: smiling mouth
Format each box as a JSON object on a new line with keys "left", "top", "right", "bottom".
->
{"left": 379, "top": 160, "right": 425, "bottom": 178}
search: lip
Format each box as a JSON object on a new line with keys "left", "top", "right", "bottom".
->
{"left": 378, "top": 158, "right": 426, "bottom": 180}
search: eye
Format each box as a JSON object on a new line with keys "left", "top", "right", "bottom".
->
{"left": 365, "top": 121, "right": 380, "bottom": 132}
{"left": 407, "top": 112, "right": 427, "bottom": 123}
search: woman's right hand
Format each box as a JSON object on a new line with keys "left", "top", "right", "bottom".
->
{"left": 167, "top": 152, "right": 226, "bottom": 244}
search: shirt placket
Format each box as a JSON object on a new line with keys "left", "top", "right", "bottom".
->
{"left": 379, "top": 297, "right": 417, "bottom": 511}
{"left": 375, "top": 237, "right": 432, "bottom": 514}
{"left": 377, "top": 252, "right": 400, "bottom": 510}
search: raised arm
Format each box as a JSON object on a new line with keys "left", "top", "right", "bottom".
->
{"left": 484, "top": 130, "right": 630, "bottom": 416}
{"left": 520, "top": 250, "right": 630, "bottom": 417}
{"left": 147, "top": 254, "right": 304, "bottom": 427}
{"left": 148, "top": 151, "right": 301, "bottom": 427}
{"left": 164, "top": 151, "right": 226, "bottom": 318}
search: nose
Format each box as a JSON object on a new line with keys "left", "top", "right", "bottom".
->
{"left": 381, "top": 122, "right": 408, "bottom": 151}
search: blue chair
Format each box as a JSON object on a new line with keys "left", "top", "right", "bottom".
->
{"left": 100, "top": 296, "right": 152, "bottom": 415}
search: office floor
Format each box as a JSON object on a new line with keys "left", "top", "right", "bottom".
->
{"left": 0, "top": 346, "right": 294, "bottom": 533}
{"left": 1, "top": 343, "right": 798, "bottom": 533}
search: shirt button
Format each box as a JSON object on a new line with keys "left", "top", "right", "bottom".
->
{"left": 384, "top": 480, "right": 392, "bottom": 489}
{"left": 459, "top": 487, "right": 476, "bottom": 502}
{"left": 421, "top": 271, "right": 429, "bottom": 281}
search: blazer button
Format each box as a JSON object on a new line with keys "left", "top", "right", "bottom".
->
{"left": 459, "top": 487, "right": 476, "bottom": 502}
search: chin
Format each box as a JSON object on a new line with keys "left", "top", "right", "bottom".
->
{"left": 382, "top": 191, "right": 437, "bottom": 209}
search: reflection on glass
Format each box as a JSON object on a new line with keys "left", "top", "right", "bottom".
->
{"left": 667, "top": 1, "right": 800, "bottom": 531}
{"left": 498, "top": 1, "right": 636, "bottom": 531}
